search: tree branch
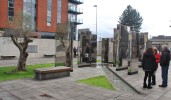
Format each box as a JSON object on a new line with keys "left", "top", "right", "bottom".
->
{"left": 10, "top": 34, "right": 22, "bottom": 51}
{"left": 23, "top": 35, "right": 32, "bottom": 52}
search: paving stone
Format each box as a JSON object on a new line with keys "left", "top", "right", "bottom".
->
{"left": 73, "top": 95, "right": 92, "bottom": 100}
{"left": 144, "top": 91, "right": 164, "bottom": 99}
{"left": 65, "top": 98, "right": 76, "bottom": 100}
{"left": 82, "top": 93, "right": 97, "bottom": 98}
{"left": 91, "top": 95, "right": 108, "bottom": 100}
{"left": 102, "top": 92, "right": 120, "bottom": 98}
{"left": 0, "top": 93, "right": 21, "bottom": 100}
{"left": 0, "top": 91, "right": 10, "bottom": 97}
{"left": 0, "top": 87, "right": 5, "bottom": 92}
{"left": 23, "top": 96, "right": 41, "bottom": 100}
{"left": 10, "top": 88, "right": 46, "bottom": 99}
{"left": 1, "top": 83, "right": 27, "bottom": 91}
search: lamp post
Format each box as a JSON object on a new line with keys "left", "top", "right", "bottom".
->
{"left": 94, "top": 5, "right": 97, "bottom": 38}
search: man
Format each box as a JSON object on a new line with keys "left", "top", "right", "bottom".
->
{"left": 159, "top": 45, "right": 170, "bottom": 87}
{"left": 73, "top": 47, "right": 77, "bottom": 58}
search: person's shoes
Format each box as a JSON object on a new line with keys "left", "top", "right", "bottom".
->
{"left": 147, "top": 86, "right": 153, "bottom": 89}
{"left": 143, "top": 83, "right": 147, "bottom": 88}
{"left": 143, "top": 85, "right": 147, "bottom": 88}
{"left": 151, "top": 82, "right": 156, "bottom": 85}
{"left": 159, "top": 84, "right": 167, "bottom": 87}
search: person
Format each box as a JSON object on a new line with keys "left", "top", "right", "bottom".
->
{"left": 159, "top": 44, "right": 170, "bottom": 87}
{"left": 151, "top": 47, "right": 160, "bottom": 85}
{"left": 73, "top": 47, "right": 77, "bottom": 58}
{"left": 142, "top": 48, "right": 156, "bottom": 89}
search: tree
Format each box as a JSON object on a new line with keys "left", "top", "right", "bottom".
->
{"left": 5, "top": 11, "right": 34, "bottom": 71}
{"left": 56, "top": 22, "right": 73, "bottom": 67}
{"left": 119, "top": 5, "right": 143, "bottom": 32}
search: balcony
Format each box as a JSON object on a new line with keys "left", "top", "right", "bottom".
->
{"left": 68, "top": 6, "right": 83, "bottom": 15}
{"left": 68, "top": 18, "right": 83, "bottom": 25}
{"left": 68, "top": 0, "right": 83, "bottom": 5}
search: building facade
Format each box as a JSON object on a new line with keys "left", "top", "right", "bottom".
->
{"left": 151, "top": 35, "right": 171, "bottom": 52}
{"left": 0, "top": 0, "right": 83, "bottom": 39}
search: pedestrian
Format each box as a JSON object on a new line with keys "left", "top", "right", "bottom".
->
{"left": 142, "top": 48, "right": 156, "bottom": 89}
{"left": 73, "top": 47, "right": 77, "bottom": 58}
{"left": 159, "top": 44, "right": 170, "bottom": 87}
{"left": 151, "top": 47, "right": 160, "bottom": 85}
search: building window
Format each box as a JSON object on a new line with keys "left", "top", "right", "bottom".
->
{"left": 47, "top": 0, "right": 52, "bottom": 26}
{"left": 41, "top": 32, "right": 55, "bottom": 39}
{"left": 57, "top": 0, "right": 62, "bottom": 23}
{"left": 8, "top": 0, "right": 14, "bottom": 21}
{"left": 23, "top": 0, "right": 36, "bottom": 30}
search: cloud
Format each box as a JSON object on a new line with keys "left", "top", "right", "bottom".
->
{"left": 78, "top": 0, "right": 171, "bottom": 38}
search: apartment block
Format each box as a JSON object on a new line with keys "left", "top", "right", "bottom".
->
{"left": 0, "top": 0, "right": 83, "bottom": 39}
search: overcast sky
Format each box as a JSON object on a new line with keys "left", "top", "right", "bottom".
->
{"left": 77, "top": 0, "right": 171, "bottom": 39}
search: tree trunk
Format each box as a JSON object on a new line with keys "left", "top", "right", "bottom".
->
{"left": 16, "top": 50, "right": 28, "bottom": 71}
{"left": 65, "top": 51, "right": 71, "bottom": 67}
{"left": 10, "top": 35, "right": 32, "bottom": 71}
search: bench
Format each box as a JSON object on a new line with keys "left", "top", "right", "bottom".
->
{"left": 34, "top": 66, "right": 73, "bottom": 80}
{"left": 1, "top": 55, "right": 16, "bottom": 59}
{"left": 44, "top": 54, "right": 55, "bottom": 57}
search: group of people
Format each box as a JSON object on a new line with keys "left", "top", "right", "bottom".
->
{"left": 142, "top": 44, "right": 170, "bottom": 89}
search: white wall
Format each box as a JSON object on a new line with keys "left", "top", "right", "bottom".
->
{"left": 0, "top": 37, "right": 79, "bottom": 59}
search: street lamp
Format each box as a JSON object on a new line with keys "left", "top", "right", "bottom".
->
{"left": 94, "top": 5, "right": 97, "bottom": 39}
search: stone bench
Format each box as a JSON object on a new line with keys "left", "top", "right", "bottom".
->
{"left": 34, "top": 66, "right": 73, "bottom": 80}
{"left": 1, "top": 55, "right": 16, "bottom": 59}
{"left": 44, "top": 54, "right": 55, "bottom": 57}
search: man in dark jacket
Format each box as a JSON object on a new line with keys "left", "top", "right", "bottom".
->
{"left": 159, "top": 45, "right": 170, "bottom": 87}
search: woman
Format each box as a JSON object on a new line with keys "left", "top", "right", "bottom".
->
{"left": 142, "top": 48, "right": 156, "bottom": 89}
{"left": 151, "top": 47, "right": 160, "bottom": 85}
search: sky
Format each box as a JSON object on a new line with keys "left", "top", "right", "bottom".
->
{"left": 77, "top": 0, "right": 171, "bottom": 39}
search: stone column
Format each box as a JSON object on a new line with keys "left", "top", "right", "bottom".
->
{"left": 128, "top": 31, "right": 138, "bottom": 75}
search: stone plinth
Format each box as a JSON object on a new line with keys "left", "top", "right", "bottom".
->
{"left": 34, "top": 66, "right": 72, "bottom": 80}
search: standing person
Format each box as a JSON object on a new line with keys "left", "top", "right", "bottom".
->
{"left": 151, "top": 47, "right": 160, "bottom": 85}
{"left": 159, "top": 45, "right": 170, "bottom": 87}
{"left": 73, "top": 47, "right": 76, "bottom": 58}
{"left": 142, "top": 48, "right": 156, "bottom": 89}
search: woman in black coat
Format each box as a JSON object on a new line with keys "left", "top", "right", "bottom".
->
{"left": 142, "top": 48, "right": 156, "bottom": 89}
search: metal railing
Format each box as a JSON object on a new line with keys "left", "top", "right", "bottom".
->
{"left": 71, "top": 0, "right": 84, "bottom": 3}
{"left": 68, "top": 18, "right": 83, "bottom": 24}
{"left": 68, "top": 6, "right": 83, "bottom": 14}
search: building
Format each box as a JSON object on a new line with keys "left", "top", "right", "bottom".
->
{"left": 151, "top": 35, "right": 171, "bottom": 51}
{"left": 0, "top": 0, "right": 83, "bottom": 39}
{"left": 68, "top": 0, "right": 83, "bottom": 40}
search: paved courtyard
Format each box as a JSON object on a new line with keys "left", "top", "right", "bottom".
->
{"left": 0, "top": 58, "right": 171, "bottom": 100}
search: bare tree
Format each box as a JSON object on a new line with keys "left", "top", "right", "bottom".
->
{"left": 56, "top": 22, "right": 72, "bottom": 67}
{"left": 5, "top": 11, "right": 34, "bottom": 71}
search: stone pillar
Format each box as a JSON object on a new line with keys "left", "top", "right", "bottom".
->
{"left": 128, "top": 31, "right": 138, "bottom": 75}
{"left": 101, "top": 38, "right": 109, "bottom": 63}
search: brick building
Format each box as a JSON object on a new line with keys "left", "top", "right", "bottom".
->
{"left": 0, "top": 0, "right": 83, "bottom": 39}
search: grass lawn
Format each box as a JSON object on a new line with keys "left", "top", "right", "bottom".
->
{"left": 0, "top": 63, "right": 64, "bottom": 82}
{"left": 76, "top": 75, "right": 114, "bottom": 90}
{"left": 96, "top": 59, "right": 101, "bottom": 62}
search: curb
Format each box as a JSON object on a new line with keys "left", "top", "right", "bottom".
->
{"left": 106, "top": 67, "right": 143, "bottom": 95}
